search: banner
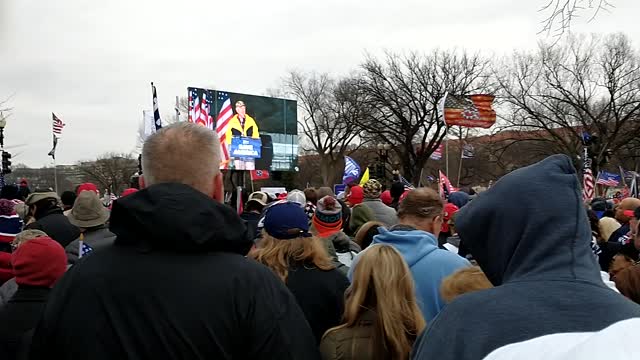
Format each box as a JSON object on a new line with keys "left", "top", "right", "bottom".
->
{"left": 343, "top": 156, "right": 361, "bottom": 185}
{"left": 229, "top": 137, "right": 262, "bottom": 159}
{"left": 439, "top": 170, "right": 457, "bottom": 200}
{"left": 359, "top": 168, "right": 370, "bottom": 186}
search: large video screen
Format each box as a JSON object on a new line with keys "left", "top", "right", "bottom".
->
{"left": 187, "top": 87, "right": 298, "bottom": 171}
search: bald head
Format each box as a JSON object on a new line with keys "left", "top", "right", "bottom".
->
{"left": 142, "top": 122, "right": 221, "bottom": 197}
{"left": 615, "top": 197, "right": 640, "bottom": 223}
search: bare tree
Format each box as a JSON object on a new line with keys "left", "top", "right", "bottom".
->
{"left": 77, "top": 153, "right": 138, "bottom": 194}
{"left": 355, "top": 51, "right": 491, "bottom": 184}
{"left": 540, "top": 0, "right": 614, "bottom": 37}
{"left": 496, "top": 33, "right": 640, "bottom": 174}
{"left": 285, "top": 71, "right": 368, "bottom": 186}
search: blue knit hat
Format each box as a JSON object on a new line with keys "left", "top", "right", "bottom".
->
{"left": 264, "top": 202, "right": 312, "bottom": 240}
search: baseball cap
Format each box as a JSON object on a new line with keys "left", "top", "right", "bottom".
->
{"left": 247, "top": 191, "right": 268, "bottom": 206}
{"left": 264, "top": 202, "right": 312, "bottom": 240}
{"left": 286, "top": 190, "right": 306, "bottom": 207}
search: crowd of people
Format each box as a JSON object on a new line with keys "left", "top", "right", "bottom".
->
{"left": 0, "top": 122, "right": 638, "bottom": 359}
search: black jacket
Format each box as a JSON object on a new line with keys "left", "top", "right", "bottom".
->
{"left": 411, "top": 155, "right": 640, "bottom": 360}
{"left": 29, "top": 183, "right": 320, "bottom": 360}
{"left": 0, "top": 287, "right": 50, "bottom": 360}
{"left": 25, "top": 208, "right": 79, "bottom": 248}
{"left": 239, "top": 211, "right": 261, "bottom": 240}
{"left": 286, "top": 263, "right": 349, "bottom": 344}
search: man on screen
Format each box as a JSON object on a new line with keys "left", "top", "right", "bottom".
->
{"left": 226, "top": 101, "right": 260, "bottom": 170}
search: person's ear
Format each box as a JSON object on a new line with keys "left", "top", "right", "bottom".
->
{"left": 139, "top": 175, "right": 146, "bottom": 189}
{"left": 212, "top": 173, "right": 223, "bottom": 202}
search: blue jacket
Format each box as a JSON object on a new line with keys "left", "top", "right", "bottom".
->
{"left": 350, "top": 226, "right": 469, "bottom": 322}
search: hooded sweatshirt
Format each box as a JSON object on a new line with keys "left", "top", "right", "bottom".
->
{"left": 353, "top": 225, "right": 469, "bottom": 322}
{"left": 29, "top": 183, "right": 320, "bottom": 360}
{"left": 411, "top": 155, "right": 640, "bottom": 360}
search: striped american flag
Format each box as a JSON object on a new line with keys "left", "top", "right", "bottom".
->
{"left": 596, "top": 171, "right": 621, "bottom": 187}
{"left": 582, "top": 148, "right": 594, "bottom": 202}
{"left": 52, "top": 113, "right": 64, "bottom": 136}
{"left": 216, "top": 92, "right": 233, "bottom": 168}
{"left": 583, "top": 168, "right": 595, "bottom": 202}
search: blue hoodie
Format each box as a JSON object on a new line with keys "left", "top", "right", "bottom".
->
{"left": 350, "top": 226, "right": 470, "bottom": 322}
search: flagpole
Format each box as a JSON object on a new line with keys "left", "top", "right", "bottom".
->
{"left": 175, "top": 96, "right": 180, "bottom": 123}
{"left": 445, "top": 137, "right": 449, "bottom": 177}
{"left": 53, "top": 157, "right": 58, "bottom": 194}
{"left": 418, "top": 168, "right": 424, "bottom": 188}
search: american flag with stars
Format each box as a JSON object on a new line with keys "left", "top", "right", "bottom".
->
{"left": 188, "top": 88, "right": 214, "bottom": 130}
{"left": 52, "top": 113, "right": 65, "bottom": 136}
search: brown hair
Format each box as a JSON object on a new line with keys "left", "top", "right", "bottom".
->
{"left": 250, "top": 233, "right": 335, "bottom": 281}
{"left": 440, "top": 266, "right": 493, "bottom": 303}
{"left": 324, "top": 244, "right": 425, "bottom": 360}
{"left": 304, "top": 188, "right": 318, "bottom": 205}
{"left": 614, "top": 265, "right": 640, "bottom": 304}
{"left": 397, "top": 188, "right": 443, "bottom": 220}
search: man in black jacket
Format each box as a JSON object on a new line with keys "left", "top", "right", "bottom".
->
{"left": 25, "top": 191, "right": 79, "bottom": 248}
{"left": 411, "top": 155, "right": 640, "bottom": 360}
{"left": 29, "top": 122, "right": 320, "bottom": 360}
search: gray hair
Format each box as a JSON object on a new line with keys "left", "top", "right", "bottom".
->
{"left": 142, "top": 122, "right": 220, "bottom": 194}
{"left": 13, "top": 229, "right": 49, "bottom": 248}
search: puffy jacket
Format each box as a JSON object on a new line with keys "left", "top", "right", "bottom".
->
{"left": 29, "top": 183, "right": 320, "bottom": 360}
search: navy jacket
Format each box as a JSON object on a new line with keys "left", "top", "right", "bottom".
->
{"left": 411, "top": 155, "right": 640, "bottom": 360}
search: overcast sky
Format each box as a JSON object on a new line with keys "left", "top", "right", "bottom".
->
{"left": 1, "top": 0, "right": 639, "bottom": 167}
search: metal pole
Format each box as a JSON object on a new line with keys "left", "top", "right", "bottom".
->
{"left": 54, "top": 158, "right": 58, "bottom": 194}
{"left": 445, "top": 137, "right": 449, "bottom": 177}
{"left": 175, "top": 96, "right": 180, "bottom": 123}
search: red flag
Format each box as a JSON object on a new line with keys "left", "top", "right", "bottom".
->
{"left": 441, "top": 94, "right": 496, "bottom": 128}
{"left": 430, "top": 144, "right": 444, "bottom": 160}
{"left": 250, "top": 169, "right": 270, "bottom": 181}
{"left": 439, "top": 170, "right": 457, "bottom": 200}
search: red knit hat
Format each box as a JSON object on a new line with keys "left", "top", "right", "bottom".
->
{"left": 76, "top": 183, "right": 99, "bottom": 196}
{"left": 380, "top": 190, "right": 392, "bottom": 205}
{"left": 441, "top": 202, "right": 459, "bottom": 233}
{"left": 12, "top": 237, "right": 67, "bottom": 288}
{"left": 347, "top": 186, "right": 364, "bottom": 205}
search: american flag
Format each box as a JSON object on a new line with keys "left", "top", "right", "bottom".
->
{"left": 430, "top": 144, "right": 443, "bottom": 160}
{"left": 441, "top": 94, "right": 497, "bottom": 129}
{"left": 52, "top": 113, "right": 65, "bottom": 136}
{"left": 439, "top": 170, "right": 457, "bottom": 200}
{"left": 582, "top": 148, "right": 594, "bottom": 202}
{"left": 596, "top": 171, "right": 621, "bottom": 187}
{"left": 399, "top": 175, "right": 415, "bottom": 190}
{"left": 216, "top": 92, "right": 233, "bottom": 168}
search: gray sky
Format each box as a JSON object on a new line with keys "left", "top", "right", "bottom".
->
{"left": 1, "top": 0, "right": 639, "bottom": 167}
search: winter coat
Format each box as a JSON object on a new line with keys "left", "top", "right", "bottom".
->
{"left": 361, "top": 199, "right": 397, "bottom": 227}
{"left": 348, "top": 204, "right": 374, "bottom": 236}
{"left": 0, "top": 287, "right": 51, "bottom": 360}
{"left": 239, "top": 211, "right": 261, "bottom": 240}
{"left": 286, "top": 262, "right": 349, "bottom": 344}
{"left": 25, "top": 208, "right": 79, "bottom": 248}
{"left": 319, "top": 310, "right": 378, "bottom": 360}
{"left": 411, "top": 155, "right": 640, "bottom": 360}
{"left": 65, "top": 225, "right": 117, "bottom": 265}
{"left": 351, "top": 225, "right": 469, "bottom": 322}
{"left": 29, "top": 183, "right": 320, "bottom": 360}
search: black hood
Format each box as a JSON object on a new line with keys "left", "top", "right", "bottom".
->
{"left": 110, "top": 183, "right": 251, "bottom": 255}
{"left": 456, "top": 155, "right": 601, "bottom": 286}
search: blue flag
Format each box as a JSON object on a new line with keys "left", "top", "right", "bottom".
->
{"left": 343, "top": 156, "right": 361, "bottom": 185}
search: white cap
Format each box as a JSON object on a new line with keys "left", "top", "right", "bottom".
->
{"left": 287, "top": 190, "right": 306, "bottom": 207}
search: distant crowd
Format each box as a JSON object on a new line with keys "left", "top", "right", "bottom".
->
{"left": 0, "top": 122, "right": 639, "bottom": 360}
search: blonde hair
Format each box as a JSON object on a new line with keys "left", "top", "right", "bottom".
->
{"left": 397, "top": 188, "right": 443, "bottom": 220}
{"left": 142, "top": 122, "right": 220, "bottom": 195}
{"left": 324, "top": 244, "right": 425, "bottom": 360}
{"left": 12, "top": 229, "right": 49, "bottom": 248}
{"left": 440, "top": 266, "right": 492, "bottom": 303}
{"left": 250, "top": 233, "right": 335, "bottom": 281}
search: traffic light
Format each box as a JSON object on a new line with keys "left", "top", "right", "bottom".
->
{"left": 2, "top": 151, "right": 11, "bottom": 175}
